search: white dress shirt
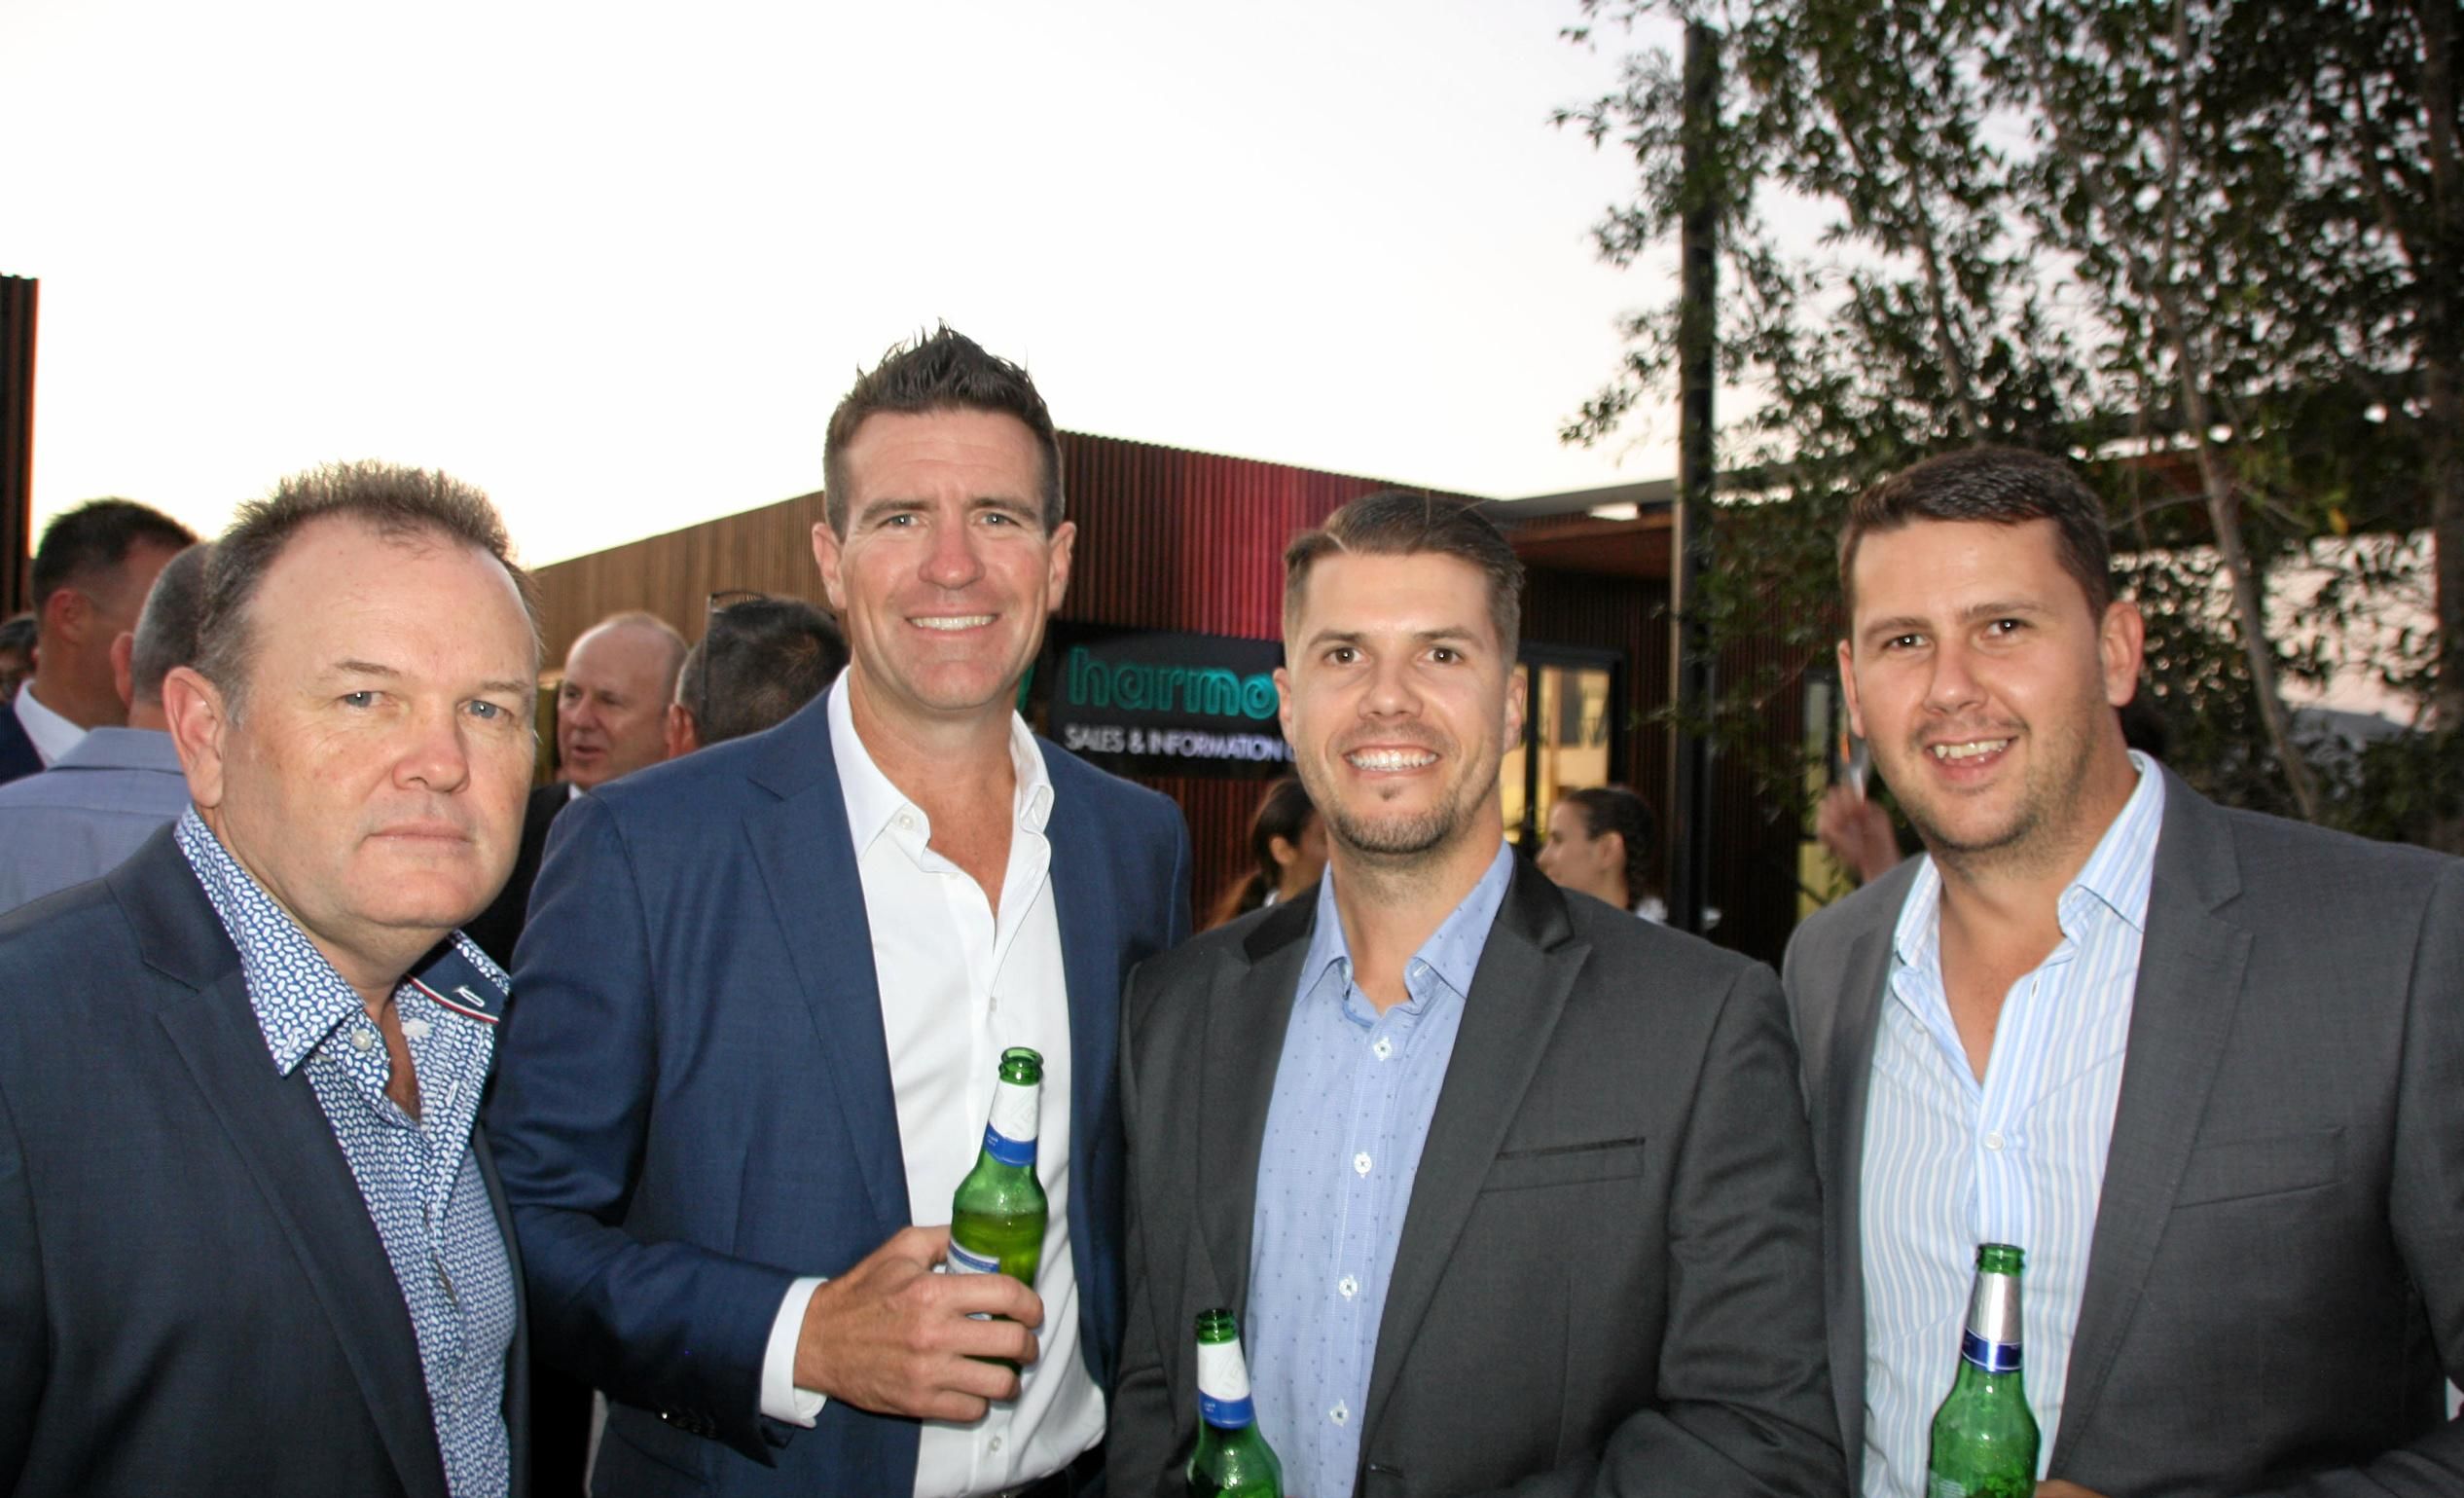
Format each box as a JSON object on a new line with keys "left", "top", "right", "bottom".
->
{"left": 13, "top": 680, "right": 86, "bottom": 767}
{"left": 1859, "top": 753, "right": 2165, "bottom": 1496}
{"left": 758, "top": 678, "right": 1102, "bottom": 1498}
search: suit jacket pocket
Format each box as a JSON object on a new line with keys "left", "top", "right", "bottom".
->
{"left": 2173, "top": 1126, "right": 2343, "bottom": 1209}
{"left": 1481, "top": 1136, "right": 1648, "bottom": 1192}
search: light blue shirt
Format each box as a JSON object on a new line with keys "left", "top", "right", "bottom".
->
{"left": 1860, "top": 752, "right": 2165, "bottom": 1497}
{"left": 176, "top": 809, "right": 517, "bottom": 1498}
{"left": 0, "top": 726, "right": 192, "bottom": 914}
{"left": 1247, "top": 842, "right": 1514, "bottom": 1498}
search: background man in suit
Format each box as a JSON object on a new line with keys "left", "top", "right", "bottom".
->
{"left": 0, "top": 539, "right": 210, "bottom": 913}
{"left": 0, "top": 460, "right": 537, "bottom": 1497}
{"left": 486, "top": 326, "right": 1190, "bottom": 1497}
{"left": 0, "top": 497, "right": 196, "bottom": 785}
{"left": 1109, "top": 493, "right": 1840, "bottom": 1497}
{"left": 663, "top": 592, "right": 847, "bottom": 756}
{"left": 463, "top": 609, "right": 683, "bottom": 969}
{"left": 1786, "top": 446, "right": 2464, "bottom": 1497}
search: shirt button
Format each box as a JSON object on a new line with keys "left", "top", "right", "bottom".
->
{"left": 1371, "top": 1037, "right": 1394, "bottom": 1061}
{"left": 1984, "top": 1131, "right": 2007, "bottom": 1151}
{"left": 897, "top": 812, "right": 917, "bottom": 831}
{"left": 350, "top": 1029, "right": 377, "bottom": 1052}
{"left": 1329, "top": 1401, "right": 1351, "bottom": 1426}
{"left": 1353, "top": 1151, "right": 1372, "bottom": 1177}
{"left": 989, "top": 1435, "right": 1003, "bottom": 1454}
{"left": 1338, "top": 1274, "right": 1359, "bottom": 1299}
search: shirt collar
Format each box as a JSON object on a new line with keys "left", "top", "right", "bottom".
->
{"left": 172, "top": 807, "right": 510, "bottom": 1075}
{"left": 51, "top": 725, "right": 183, "bottom": 774}
{"left": 13, "top": 680, "right": 87, "bottom": 767}
{"left": 826, "top": 674, "right": 1054, "bottom": 852}
{"left": 1892, "top": 749, "right": 2167, "bottom": 968}
{"left": 1300, "top": 839, "right": 1517, "bottom": 1006}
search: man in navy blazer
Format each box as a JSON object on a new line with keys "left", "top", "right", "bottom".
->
{"left": 488, "top": 327, "right": 1190, "bottom": 1498}
{"left": 0, "top": 462, "right": 540, "bottom": 1497}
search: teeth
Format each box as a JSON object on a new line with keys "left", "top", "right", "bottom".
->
{"left": 914, "top": 615, "right": 994, "bottom": 632}
{"left": 1348, "top": 749, "right": 1437, "bottom": 771}
{"left": 1930, "top": 739, "right": 2011, "bottom": 761}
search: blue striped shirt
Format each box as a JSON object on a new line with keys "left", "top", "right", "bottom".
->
{"left": 1247, "top": 843, "right": 1514, "bottom": 1498}
{"left": 1860, "top": 753, "right": 2164, "bottom": 1497}
{"left": 176, "top": 810, "right": 517, "bottom": 1498}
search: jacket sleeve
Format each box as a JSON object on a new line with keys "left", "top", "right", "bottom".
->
{"left": 0, "top": 1076, "right": 40, "bottom": 1488}
{"left": 1105, "top": 957, "right": 1188, "bottom": 1498}
{"left": 484, "top": 792, "right": 795, "bottom": 1465}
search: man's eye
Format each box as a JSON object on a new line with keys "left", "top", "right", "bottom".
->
{"left": 469, "top": 700, "right": 501, "bottom": 720}
{"left": 1885, "top": 634, "right": 1924, "bottom": 651}
{"left": 1431, "top": 646, "right": 1460, "bottom": 664}
{"left": 1328, "top": 646, "right": 1358, "bottom": 665}
{"left": 341, "top": 690, "right": 377, "bottom": 709}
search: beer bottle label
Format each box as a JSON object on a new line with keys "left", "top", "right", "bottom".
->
{"left": 948, "top": 1240, "right": 1002, "bottom": 1277}
{"left": 984, "top": 1076, "right": 1039, "bottom": 1166}
{"left": 1196, "top": 1337, "right": 1254, "bottom": 1429}
{"left": 1960, "top": 1331, "right": 2022, "bottom": 1374}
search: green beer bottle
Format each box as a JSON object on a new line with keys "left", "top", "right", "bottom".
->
{"left": 1926, "top": 1243, "right": 2041, "bottom": 1498}
{"left": 949, "top": 1047, "right": 1048, "bottom": 1370}
{"left": 1187, "top": 1308, "right": 1283, "bottom": 1498}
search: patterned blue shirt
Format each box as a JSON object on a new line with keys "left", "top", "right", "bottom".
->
{"left": 176, "top": 809, "right": 516, "bottom": 1498}
{"left": 1858, "top": 753, "right": 2165, "bottom": 1497}
{"left": 1247, "top": 842, "right": 1515, "bottom": 1498}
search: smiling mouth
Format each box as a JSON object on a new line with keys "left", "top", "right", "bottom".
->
{"left": 1347, "top": 748, "right": 1438, "bottom": 772}
{"left": 1929, "top": 738, "right": 2012, "bottom": 761}
{"left": 913, "top": 614, "right": 995, "bottom": 632}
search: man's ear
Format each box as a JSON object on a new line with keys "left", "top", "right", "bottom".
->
{"left": 1837, "top": 639, "right": 1867, "bottom": 741}
{"left": 161, "top": 666, "right": 231, "bottom": 808}
{"left": 665, "top": 701, "right": 700, "bottom": 759}
{"left": 110, "top": 632, "right": 136, "bottom": 709}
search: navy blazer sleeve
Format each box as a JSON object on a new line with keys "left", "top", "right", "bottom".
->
{"left": 484, "top": 791, "right": 793, "bottom": 1460}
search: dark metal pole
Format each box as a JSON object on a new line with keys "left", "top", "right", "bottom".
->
{"left": 0, "top": 276, "right": 34, "bottom": 616}
{"left": 1666, "top": 23, "right": 1719, "bottom": 935}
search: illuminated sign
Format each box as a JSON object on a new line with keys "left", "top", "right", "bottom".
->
{"left": 1037, "top": 626, "right": 1287, "bottom": 778}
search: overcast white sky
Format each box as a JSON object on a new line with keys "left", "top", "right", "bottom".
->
{"left": 2, "top": 0, "right": 1688, "bottom": 566}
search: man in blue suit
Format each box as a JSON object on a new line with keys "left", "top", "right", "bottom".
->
{"left": 487, "top": 327, "right": 1191, "bottom": 1498}
{"left": 0, "top": 461, "right": 539, "bottom": 1497}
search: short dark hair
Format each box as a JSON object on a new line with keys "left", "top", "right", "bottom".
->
{"left": 1560, "top": 785, "right": 1658, "bottom": 905}
{"left": 1283, "top": 491, "right": 1524, "bottom": 657}
{"left": 1838, "top": 447, "right": 2114, "bottom": 616}
{"left": 29, "top": 499, "right": 199, "bottom": 638}
{"left": 198, "top": 461, "right": 539, "bottom": 709}
{"left": 821, "top": 325, "right": 1064, "bottom": 534}
{"left": 0, "top": 613, "right": 33, "bottom": 659}
{"left": 127, "top": 543, "right": 212, "bottom": 707}
{"left": 678, "top": 593, "right": 847, "bottom": 746}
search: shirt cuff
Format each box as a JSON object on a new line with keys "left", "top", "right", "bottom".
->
{"left": 761, "top": 1276, "right": 829, "bottom": 1426}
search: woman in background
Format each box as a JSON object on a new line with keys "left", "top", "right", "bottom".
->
{"left": 1536, "top": 785, "right": 1666, "bottom": 923}
{"left": 1207, "top": 776, "right": 1327, "bottom": 929}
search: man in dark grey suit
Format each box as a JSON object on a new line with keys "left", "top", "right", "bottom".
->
{"left": 1788, "top": 446, "right": 2464, "bottom": 1497}
{"left": 1109, "top": 493, "right": 1840, "bottom": 1498}
{"left": 0, "top": 461, "right": 538, "bottom": 1497}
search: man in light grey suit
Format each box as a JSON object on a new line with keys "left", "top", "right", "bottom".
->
{"left": 1109, "top": 492, "right": 1841, "bottom": 1498}
{"left": 1788, "top": 446, "right": 2464, "bottom": 1498}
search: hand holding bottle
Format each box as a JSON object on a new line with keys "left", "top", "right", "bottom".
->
{"left": 791, "top": 1224, "right": 1043, "bottom": 1421}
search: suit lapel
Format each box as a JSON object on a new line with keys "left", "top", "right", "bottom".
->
{"left": 1363, "top": 865, "right": 1582, "bottom": 1437}
{"left": 1040, "top": 747, "right": 1122, "bottom": 1221}
{"left": 128, "top": 841, "right": 449, "bottom": 1498}
{"left": 744, "top": 709, "right": 910, "bottom": 1230}
{"left": 1199, "top": 899, "right": 1315, "bottom": 1321}
{"left": 1825, "top": 917, "right": 1893, "bottom": 1466}
{"left": 2049, "top": 774, "right": 2248, "bottom": 1469}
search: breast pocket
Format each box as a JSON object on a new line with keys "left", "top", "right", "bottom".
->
{"left": 2173, "top": 1126, "right": 2343, "bottom": 1209}
{"left": 1480, "top": 1136, "right": 1649, "bottom": 1192}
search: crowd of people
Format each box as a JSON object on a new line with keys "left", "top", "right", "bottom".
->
{"left": 0, "top": 326, "right": 2456, "bottom": 1498}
